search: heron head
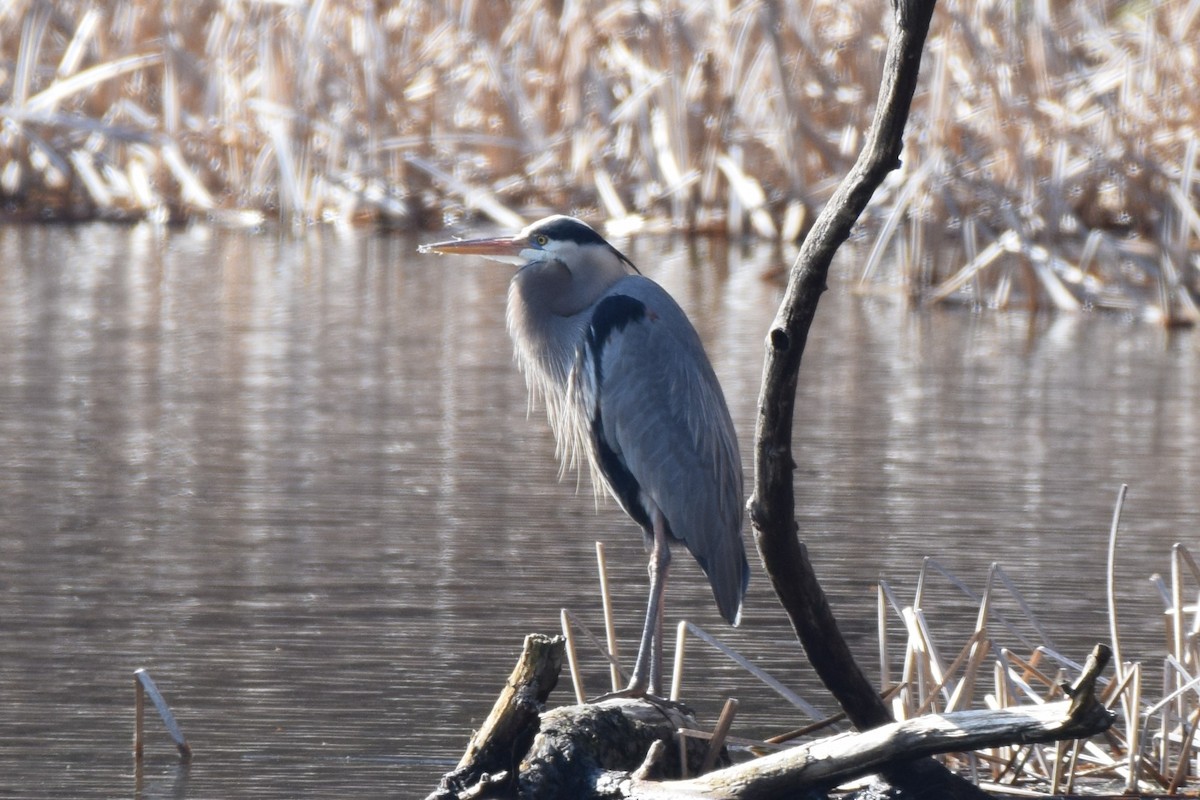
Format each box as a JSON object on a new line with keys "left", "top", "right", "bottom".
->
{"left": 419, "top": 215, "right": 638, "bottom": 274}
{"left": 420, "top": 215, "right": 639, "bottom": 316}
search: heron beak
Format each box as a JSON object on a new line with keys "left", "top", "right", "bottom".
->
{"left": 418, "top": 234, "right": 525, "bottom": 264}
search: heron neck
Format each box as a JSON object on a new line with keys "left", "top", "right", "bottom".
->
{"left": 505, "top": 272, "right": 590, "bottom": 395}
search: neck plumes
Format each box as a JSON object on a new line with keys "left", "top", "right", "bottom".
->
{"left": 505, "top": 258, "right": 609, "bottom": 482}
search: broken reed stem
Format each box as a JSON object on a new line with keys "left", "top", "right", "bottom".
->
{"left": 560, "top": 608, "right": 628, "bottom": 697}
{"left": 133, "top": 673, "right": 144, "bottom": 759}
{"left": 1107, "top": 484, "right": 1129, "bottom": 673}
{"left": 132, "top": 669, "right": 191, "bottom": 762}
{"left": 670, "top": 620, "right": 687, "bottom": 702}
{"left": 560, "top": 609, "right": 587, "bottom": 704}
{"left": 1050, "top": 739, "right": 1068, "bottom": 794}
{"left": 594, "top": 542, "right": 622, "bottom": 693}
{"left": 1065, "top": 738, "right": 1085, "bottom": 795}
{"left": 766, "top": 685, "right": 906, "bottom": 747}
{"left": 700, "top": 698, "right": 738, "bottom": 774}
{"left": 878, "top": 583, "right": 891, "bottom": 695}
{"left": 673, "top": 621, "right": 826, "bottom": 719}
{"left": 1171, "top": 545, "right": 1185, "bottom": 673}
{"left": 913, "top": 630, "right": 985, "bottom": 717}
{"left": 1002, "top": 649, "right": 1057, "bottom": 692}
{"left": 1104, "top": 485, "right": 1149, "bottom": 793}
{"left": 1167, "top": 703, "right": 1200, "bottom": 795}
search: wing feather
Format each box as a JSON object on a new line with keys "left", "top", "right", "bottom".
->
{"left": 582, "top": 276, "right": 748, "bottom": 624}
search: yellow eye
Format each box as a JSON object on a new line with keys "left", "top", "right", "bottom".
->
{"left": 534, "top": 234, "right": 549, "bottom": 246}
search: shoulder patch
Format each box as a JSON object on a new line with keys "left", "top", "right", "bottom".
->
{"left": 582, "top": 293, "right": 653, "bottom": 532}
{"left": 587, "top": 294, "right": 646, "bottom": 356}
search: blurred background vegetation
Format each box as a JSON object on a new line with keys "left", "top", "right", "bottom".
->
{"left": 1, "top": 1, "right": 1197, "bottom": 316}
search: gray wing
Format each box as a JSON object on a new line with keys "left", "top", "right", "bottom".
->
{"left": 587, "top": 276, "right": 748, "bottom": 624}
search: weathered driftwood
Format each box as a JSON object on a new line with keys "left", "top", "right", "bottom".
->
{"left": 427, "top": 634, "right": 714, "bottom": 800}
{"left": 429, "top": 638, "right": 1114, "bottom": 800}
{"left": 615, "top": 645, "right": 1114, "bottom": 800}
{"left": 520, "top": 699, "right": 717, "bottom": 799}
{"left": 428, "top": 633, "right": 565, "bottom": 800}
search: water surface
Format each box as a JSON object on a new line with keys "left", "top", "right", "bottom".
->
{"left": 0, "top": 224, "right": 1195, "bottom": 797}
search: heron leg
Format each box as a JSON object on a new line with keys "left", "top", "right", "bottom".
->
{"left": 588, "top": 510, "right": 672, "bottom": 703}
{"left": 628, "top": 508, "right": 671, "bottom": 696}
{"left": 650, "top": 571, "right": 666, "bottom": 695}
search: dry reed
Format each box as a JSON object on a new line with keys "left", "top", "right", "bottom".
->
{"left": 562, "top": 537, "right": 1200, "bottom": 793}
{"left": 1, "top": 1, "right": 1197, "bottom": 315}
{"left": 873, "top": 541, "right": 1200, "bottom": 795}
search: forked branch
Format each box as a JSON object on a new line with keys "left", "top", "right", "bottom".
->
{"left": 750, "top": 0, "right": 936, "bottom": 735}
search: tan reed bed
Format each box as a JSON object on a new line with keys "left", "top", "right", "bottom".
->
{"left": 874, "top": 541, "right": 1200, "bottom": 796}
{"left": 0, "top": 1, "right": 1197, "bottom": 316}
{"left": 563, "top": 534, "right": 1200, "bottom": 794}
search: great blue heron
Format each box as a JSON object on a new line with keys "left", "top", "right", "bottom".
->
{"left": 419, "top": 215, "right": 748, "bottom": 698}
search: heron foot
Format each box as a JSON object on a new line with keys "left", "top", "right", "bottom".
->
{"left": 590, "top": 671, "right": 651, "bottom": 701}
{"left": 589, "top": 685, "right": 649, "bottom": 702}
{"left": 588, "top": 687, "right": 691, "bottom": 714}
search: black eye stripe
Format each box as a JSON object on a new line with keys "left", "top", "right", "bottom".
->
{"left": 529, "top": 216, "right": 607, "bottom": 246}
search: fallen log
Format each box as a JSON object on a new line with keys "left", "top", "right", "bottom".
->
{"left": 620, "top": 645, "right": 1115, "bottom": 800}
{"left": 428, "top": 639, "right": 1114, "bottom": 800}
{"left": 519, "top": 698, "right": 716, "bottom": 799}
{"left": 427, "top": 633, "right": 717, "bottom": 800}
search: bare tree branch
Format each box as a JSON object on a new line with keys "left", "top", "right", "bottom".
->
{"left": 747, "top": 2, "right": 993, "bottom": 796}
{"left": 750, "top": 0, "right": 936, "bottom": 730}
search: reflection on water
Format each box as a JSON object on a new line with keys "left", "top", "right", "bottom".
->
{"left": 0, "top": 224, "right": 1196, "bottom": 797}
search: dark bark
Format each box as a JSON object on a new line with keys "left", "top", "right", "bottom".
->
{"left": 520, "top": 700, "right": 715, "bottom": 799}
{"left": 750, "top": 0, "right": 934, "bottom": 729}
{"left": 427, "top": 634, "right": 717, "bottom": 800}
{"left": 747, "top": 1, "right": 989, "bottom": 797}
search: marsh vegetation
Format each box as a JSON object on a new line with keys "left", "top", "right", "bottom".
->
{"left": 1, "top": 1, "right": 1197, "bottom": 314}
